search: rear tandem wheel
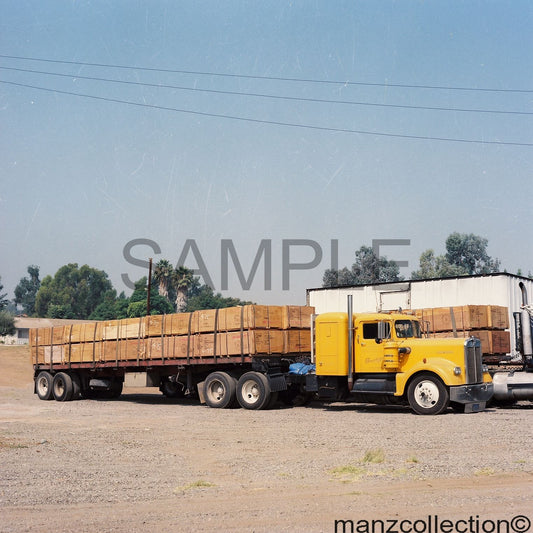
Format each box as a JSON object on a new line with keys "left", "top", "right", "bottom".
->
{"left": 36, "top": 371, "right": 54, "bottom": 401}
{"left": 236, "top": 372, "right": 272, "bottom": 410}
{"left": 204, "top": 372, "right": 237, "bottom": 408}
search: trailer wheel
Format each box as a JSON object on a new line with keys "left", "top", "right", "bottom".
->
{"left": 36, "top": 371, "right": 54, "bottom": 401}
{"left": 160, "top": 380, "right": 185, "bottom": 399}
{"left": 52, "top": 372, "right": 74, "bottom": 402}
{"left": 104, "top": 380, "right": 123, "bottom": 399}
{"left": 236, "top": 372, "right": 271, "bottom": 410}
{"left": 204, "top": 372, "right": 237, "bottom": 408}
{"left": 407, "top": 373, "right": 449, "bottom": 415}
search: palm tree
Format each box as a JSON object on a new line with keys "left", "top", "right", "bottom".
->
{"left": 153, "top": 259, "right": 174, "bottom": 300}
{"left": 173, "top": 266, "right": 194, "bottom": 313}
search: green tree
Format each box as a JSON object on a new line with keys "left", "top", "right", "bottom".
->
{"left": 88, "top": 289, "right": 129, "bottom": 320}
{"left": 34, "top": 263, "right": 114, "bottom": 319}
{"left": 0, "top": 310, "right": 16, "bottom": 336}
{"left": 14, "top": 265, "right": 41, "bottom": 316}
{"left": 323, "top": 245, "right": 402, "bottom": 288}
{"left": 0, "top": 276, "right": 9, "bottom": 311}
{"left": 126, "top": 277, "right": 174, "bottom": 317}
{"left": 153, "top": 259, "right": 174, "bottom": 300}
{"left": 173, "top": 266, "right": 194, "bottom": 312}
{"left": 411, "top": 233, "right": 500, "bottom": 280}
{"left": 445, "top": 232, "right": 500, "bottom": 274}
{"left": 411, "top": 250, "right": 468, "bottom": 280}
{"left": 186, "top": 285, "right": 253, "bottom": 312}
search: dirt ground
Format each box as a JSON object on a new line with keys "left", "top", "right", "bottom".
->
{"left": 1, "top": 345, "right": 532, "bottom": 533}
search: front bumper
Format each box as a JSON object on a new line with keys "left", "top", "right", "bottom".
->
{"left": 450, "top": 382, "right": 494, "bottom": 413}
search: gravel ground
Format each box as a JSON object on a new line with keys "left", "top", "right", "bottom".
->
{"left": 1, "top": 347, "right": 532, "bottom": 533}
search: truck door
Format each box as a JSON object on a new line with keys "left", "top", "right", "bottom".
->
{"left": 356, "top": 321, "right": 390, "bottom": 373}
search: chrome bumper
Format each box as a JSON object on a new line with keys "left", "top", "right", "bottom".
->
{"left": 449, "top": 382, "right": 494, "bottom": 413}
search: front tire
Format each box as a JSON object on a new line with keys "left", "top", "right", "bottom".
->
{"left": 407, "top": 373, "right": 449, "bottom": 415}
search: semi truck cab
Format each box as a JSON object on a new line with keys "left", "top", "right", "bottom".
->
{"left": 313, "top": 311, "right": 493, "bottom": 414}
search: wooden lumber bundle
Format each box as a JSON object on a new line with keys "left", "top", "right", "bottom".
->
{"left": 431, "top": 330, "right": 511, "bottom": 355}
{"left": 414, "top": 305, "right": 509, "bottom": 333}
{"left": 30, "top": 305, "right": 315, "bottom": 366}
{"left": 414, "top": 305, "right": 510, "bottom": 356}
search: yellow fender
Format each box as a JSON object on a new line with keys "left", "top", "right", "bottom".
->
{"left": 395, "top": 357, "right": 464, "bottom": 397}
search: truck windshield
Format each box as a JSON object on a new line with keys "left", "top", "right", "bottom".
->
{"left": 394, "top": 320, "right": 422, "bottom": 339}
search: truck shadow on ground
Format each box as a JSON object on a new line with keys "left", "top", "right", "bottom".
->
{"left": 92, "top": 394, "right": 533, "bottom": 413}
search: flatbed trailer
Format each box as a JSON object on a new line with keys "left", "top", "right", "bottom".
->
{"left": 31, "top": 305, "right": 314, "bottom": 409}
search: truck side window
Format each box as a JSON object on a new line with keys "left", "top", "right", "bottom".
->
{"left": 362, "top": 322, "right": 390, "bottom": 340}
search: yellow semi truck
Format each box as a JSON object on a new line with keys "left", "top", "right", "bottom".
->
{"left": 310, "top": 301, "right": 493, "bottom": 414}
{"left": 31, "top": 300, "right": 493, "bottom": 415}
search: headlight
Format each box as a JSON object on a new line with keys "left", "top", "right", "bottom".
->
{"left": 454, "top": 367, "right": 462, "bottom": 376}
{"left": 482, "top": 364, "right": 489, "bottom": 373}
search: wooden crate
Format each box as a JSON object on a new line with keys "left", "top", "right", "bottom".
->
{"left": 145, "top": 315, "right": 164, "bottom": 337}
{"left": 102, "top": 339, "right": 144, "bottom": 362}
{"left": 163, "top": 313, "right": 193, "bottom": 336}
{"left": 226, "top": 330, "right": 284, "bottom": 355}
{"left": 282, "top": 306, "right": 315, "bottom": 329}
{"left": 70, "top": 341, "right": 103, "bottom": 363}
{"left": 283, "top": 329, "right": 311, "bottom": 353}
{"left": 192, "top": 309, "right": 217, "bottom": 333}
{"left": 431, "top": 329, "right": 510, "bottom": 354}
{"left": 193, "top": 333, "right": 228, "bottom": 358}
{"left": 416, "top": 306, "right": 491, "bottom": 333}
{"left": 43, "top": 345, "right": 65, "bottom": 364}
{"left": 68, "top": 323, "right": 100, "bottom": 344}
{"left": 224, "top": 307, "right": 246, "bottom": 331}
{"left": 163, "top": 335, "right": 193, "bottom": 359}
{"left": 33, "top": 326, "right": 66, "bottom": 346}
{"left": 487, "top": 306, "right": 510, "bottom": 329}
{"left": 101, "top": 318, "right": 145, "bottom": 340}
{"left": 245, "top": 305, "right": 283, "bottom": 330}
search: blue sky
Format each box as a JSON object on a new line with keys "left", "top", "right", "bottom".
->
{"left": 1, "top": 1, "right": 532, "bottom": 305}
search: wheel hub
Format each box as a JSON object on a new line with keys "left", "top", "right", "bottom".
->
{"left": 415, "top": 381, "right": 439, "bottom": 408}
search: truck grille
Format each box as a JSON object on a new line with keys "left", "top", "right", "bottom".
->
{"left": 464, "top": 337, "right": 483, "bottom": 384}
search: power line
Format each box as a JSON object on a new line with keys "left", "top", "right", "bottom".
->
{"left": 1, "top": 53, "right": 531, "bottom": 94}
{"left": 1, "top": 79, "right": 531, "bottom": 147}
{"left": 1, "top": 65, "right": 531, "bottom": 116}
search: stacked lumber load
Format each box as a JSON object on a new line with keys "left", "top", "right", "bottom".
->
{"left": 413, "top": 305, "right": 511, "bottom": 357}
{"left": 30, "top": 305, "right": 315, "bottom": 366}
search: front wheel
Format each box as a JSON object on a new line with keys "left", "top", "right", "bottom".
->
{"left": 407, "top": 373, "right": 449, "bottom": 415}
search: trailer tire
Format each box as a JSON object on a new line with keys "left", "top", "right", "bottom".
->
{"left": 70, "top": 373, "right": 81, "bottom": 400}
{"left": 53, "top": 372, "right": 74, "bottom": 402}
{"left": 407, "top": 373, "right": 449, "bottom": 415}
{"left": 160, "top": 380, "right": 185, "bottom": 399}
{"left": 104, "top": 380, "right": 123, "bottom": 399}
{"left": 204, "top": 372, "right": 237, "bottom": 408}
{"left": 236, "top": 372, "right": 271, "bottom": 410}
{"left": 36, "top": 371, "right": 54, "bottom": 401}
